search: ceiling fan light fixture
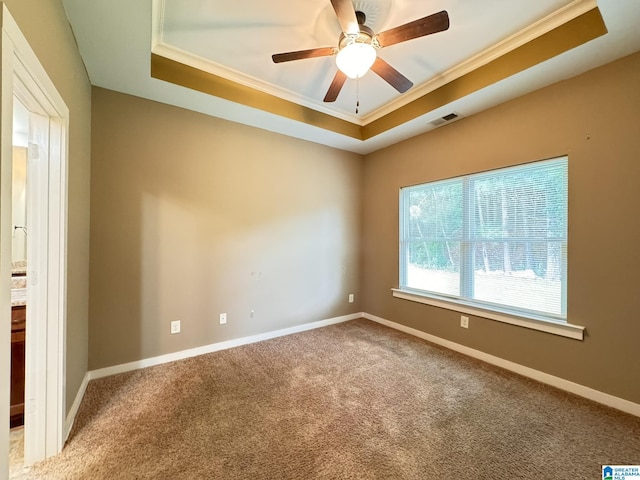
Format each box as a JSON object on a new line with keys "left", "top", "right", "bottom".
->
{"left": 336, "top": 41, "right": 377, "bottom": 79}
{"left": 272, "top": 4, "right": 450, "bottom": 102}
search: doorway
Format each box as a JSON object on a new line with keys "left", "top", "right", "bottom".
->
{"left": 9, "top": 97, "right": 28, "bottom": 433}
{"left": 2, "top": 4, "right": 69, "bottom": 474}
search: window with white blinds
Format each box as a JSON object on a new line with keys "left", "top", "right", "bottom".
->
{"left": 399, "top": 157, "right": 568, "bottom": 322}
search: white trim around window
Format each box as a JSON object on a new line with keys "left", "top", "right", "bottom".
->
{"left": 391, "top": 288, "right": 584, "bottom": 340}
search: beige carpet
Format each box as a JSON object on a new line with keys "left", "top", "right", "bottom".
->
{"left": 24, "top": 319, "right": 640, "bottom": 479}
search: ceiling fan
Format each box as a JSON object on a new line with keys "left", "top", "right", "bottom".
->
{"left": 272, "top": 0, "right": 450, "bottom": 103}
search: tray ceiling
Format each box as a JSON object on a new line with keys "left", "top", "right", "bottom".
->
{"left": 62, "top": 0, "right": 640, "bottom": 153}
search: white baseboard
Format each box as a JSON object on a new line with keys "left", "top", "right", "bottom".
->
{"left": 363, "top": 312, "right": 640, "bottom": 418}
{"left": 72, "top": 310, "right": 638, "bottom": 432}
{"left": 88, "top": 312, "right": 363, "bottom": 381}
{"left": 65, "top": 372, "right": 90, "bottom": 441}
{"left": 66, "top": 313, "right": 361, "bottom": 434}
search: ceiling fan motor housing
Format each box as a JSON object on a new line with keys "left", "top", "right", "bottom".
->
{"left": 339, "top": 11, "right": 377, "bottom": 51}
{"left": 338, "top": 24, "right": 376, "bottom": 51}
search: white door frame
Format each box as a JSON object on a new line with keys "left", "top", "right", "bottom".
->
{"left": 1, "top": 3, "right": 69, "bottom": 471}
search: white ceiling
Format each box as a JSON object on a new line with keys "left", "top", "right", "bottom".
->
{"left": 61, "top": 0, "right": 640, "bottom": 154}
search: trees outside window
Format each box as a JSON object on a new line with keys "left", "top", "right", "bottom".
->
{"left": 400, "top": 157, "right": 567, "bottom": 320}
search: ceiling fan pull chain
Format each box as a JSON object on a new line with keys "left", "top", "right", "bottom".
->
{"left": 356, "top": 77, "right": 360, "bottom": 114}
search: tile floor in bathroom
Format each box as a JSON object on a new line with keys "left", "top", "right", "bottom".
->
{"left": 9, "top": 427, "right": 31, "bottom": 479}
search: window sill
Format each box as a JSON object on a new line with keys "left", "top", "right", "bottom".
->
{"left": 391, "top": 288, "right": 584, "bottom": 340}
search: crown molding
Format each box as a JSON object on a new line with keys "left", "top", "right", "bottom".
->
{"left": 363, "top": 0, "right": 598, "bottom": 123}
{"left": 152, "top": 43, "right": 365, "bottom": 126}
{"left": 152, "top": 0, "right": 597, "bottom": 127}
{"left": 151, "top": 0, "right": 363, "bottom": 125}
{"left": 150, "top": 0, "right": 605, "bottom": 141}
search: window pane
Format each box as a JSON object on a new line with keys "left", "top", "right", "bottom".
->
{"left": 407, "top": 180, "right": 462, "bottom": 241}
{"left": 403, "top": 179, "right": 462, "bottom": 297}
{"left": 400, "top": 156, "right": 567, "bottom": 322}
{"left": 471, "top": 241, "right": 564, "bottom": 315}
{"left": 407, "top": 241, "right": 460, "bottom": 296}
{"left": 472, "top": 165, "right": 567, "bottom": 241}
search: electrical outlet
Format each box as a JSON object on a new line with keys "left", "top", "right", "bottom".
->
{"left": 460, "top": 316, "right": 469, "bottom": 329}
{"left": 219, "top": 313, "right": 227, "bottom": 325}
{"left": 170, "top": 320, "right": 181, "bottom": 334}
{"left": 348, "top": 293, "right": 355, "bottom": 303}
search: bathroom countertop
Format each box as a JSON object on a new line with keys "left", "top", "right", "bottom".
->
{"left": 11, "top": 288, "right": 26, "bottom": 307}
{"left": 12, "top": 260, "right": 27, "bottom": 276}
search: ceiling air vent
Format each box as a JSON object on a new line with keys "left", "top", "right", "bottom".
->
{"left": 430, "top": 112, "right": 461, "bottom": 127}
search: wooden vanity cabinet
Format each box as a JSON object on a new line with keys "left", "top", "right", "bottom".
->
{"left": 10, "top": 305, "right": 26, "bottom": 428}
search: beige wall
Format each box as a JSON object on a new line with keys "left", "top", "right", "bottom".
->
{"left": 362, "top": 51, "right": 640, "bottom": 404}
{"left": 3, "top": 0, "right": 91, "bottom": 413}
{"left": 89, "top": 87, "right": 363, "bottom": 369}
{"left": 91, "top": 54, "right": 640, "bottom": 405}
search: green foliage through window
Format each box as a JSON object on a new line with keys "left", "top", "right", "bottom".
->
{"left": 400, "top": 157, "right": 568, "bottom": 320}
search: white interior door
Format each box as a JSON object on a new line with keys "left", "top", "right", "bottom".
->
{"left": 24, "top": 111, "right": 50, "bottom": 464}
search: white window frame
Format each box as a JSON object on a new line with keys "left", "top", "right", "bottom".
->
{"left": 394, "top": 157, "right": 584, "bottom": 340}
